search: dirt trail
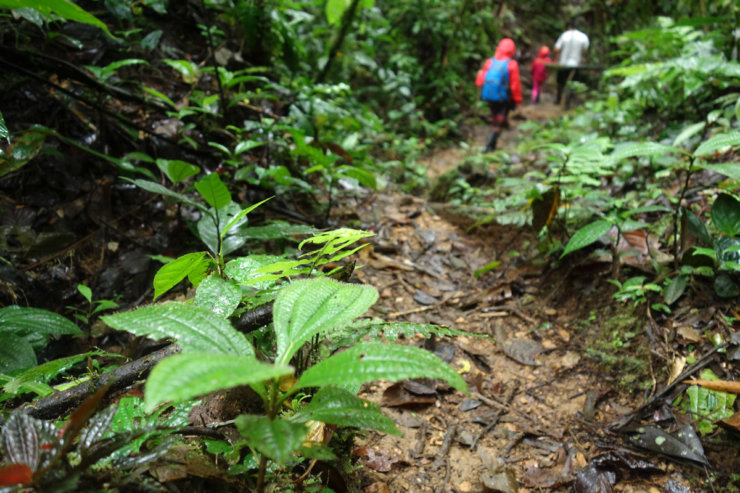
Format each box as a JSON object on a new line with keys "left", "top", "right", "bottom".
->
{"left": 346, "top": 106, "right": 690, "bottom": 492}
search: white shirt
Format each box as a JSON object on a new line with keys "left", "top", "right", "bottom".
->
{"left": 555, "top": 29, "right": 589, "bottom": 66}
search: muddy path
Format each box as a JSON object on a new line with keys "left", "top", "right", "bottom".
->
{"left": 344, "top": 104, "right": 698, "bottom": 493}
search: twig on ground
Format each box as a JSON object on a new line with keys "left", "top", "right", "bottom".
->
{"left": 432, "top": 424, "right": 457, "bottom": 470}
{"left": 23, "top": 345, "right": 181, "bottom": 419}
{"left": 471, "top": 385, "right": 515, "bottom": 450}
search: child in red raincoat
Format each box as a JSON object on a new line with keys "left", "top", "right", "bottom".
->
{"left": 530, "top": 46, "right": 552, "bottom": 104}
{"left": 475, "top": 38, "right": 522, "bottom": 151}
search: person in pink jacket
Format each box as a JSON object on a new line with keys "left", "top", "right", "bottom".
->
{"left": 476, "top": 38, "right": 522, "bottom": 151}
{"left": 530, "top": 46, "right": 552, "bottom": 104}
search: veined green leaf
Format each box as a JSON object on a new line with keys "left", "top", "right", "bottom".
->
{"left": 694, "top": 131, "right": 740, "bottom": 157}
{"left": 143, "top": 353, "right": 291, "bottom": 413}
{"left": 561, "top": 219, "right": 612, "bottom": 258}
{"left": 0, "top": 306, "right": 82, "bottom": 348}
{"left": 195, "top": 173, "right": 230, "bottom": 210}
{"left": 295, "top": 342, "right": 467, "bottom": 393}
{"left": 102, "top": 302, "right": 254, "bottom": 356}
{"left": 337, "top": 166, "right": 377, "bottom": 189}
{"left": 701, "top": 162, "right": 740, "bottom": 182}
{"left": 152, "top": 252, "right": 209, "bottom": 300}
{"left": 274, "top": 278, "right": 378, "bottom": 366}
{"left": 3, "top": 351, "right": 107, "bottom": 396}
{"left": 0, "top": 0, "right": 113, "bottom": 36}
{"left": 195, "top": 276, "right": 242, "bottom": 318}
{"left": 234, "top": 415, "right": 307, "bottom": 465}
{"left": 225, "top": 254, "right": 284, "bottom": 290}
{"left": 608, "top": 141, "right": 689, "bottom": 164}
{"left": 291, "top": 386, "right": 400, "bottom": 435}
{"left": 673, "top": 122, "right": 705, "bottom": 147}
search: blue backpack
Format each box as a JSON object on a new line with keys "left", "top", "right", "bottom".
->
{"left": 481, "top": 58, "right": 510, "bottom": 102}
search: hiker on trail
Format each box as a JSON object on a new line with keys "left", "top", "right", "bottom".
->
{"left": 475, "top": 38, "right": 522, "bottom": 152}
{"left": 530, "top": 46, "right": 552, "bottom": 104}
{"left": 554, "top": 20, "right": 589, "bottom": 108}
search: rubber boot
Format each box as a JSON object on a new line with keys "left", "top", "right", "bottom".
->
{"left": 484, "top": 130, "right": 499, "bottom": 152}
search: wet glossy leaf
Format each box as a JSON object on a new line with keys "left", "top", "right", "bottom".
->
{"left": 0, "top": 306, "right": 82, "bottom": 349}
{"left": 702, "top": 162, "right": 740, "bottom": 182}
{"left": 220, "top": 196, "right": 272, "bottom": 239}
{"left": 2, "top": 352, "right": 101, "bottom": 397}
{"left": 684, "top": 208, "right": 712, "bottom": 246}
{"left": 292, "top": 386, "right": 400, "bottom": 435}
{"left": 156, "top": 159, "right": 200, "bottom": 184}
{"left": 79, "top": 406, "right": 117, "bottom": 453}
{"left": 629, "top": 425, "right": 709, "bottom": 465}
{"left": 237, "top": 221, "right": 316, "bottom": 240}
{"left": 195, "top": 276, "right": 242, "bottom": 318}
{"left": 296, "top": 342, "right": 467, "bottom": 393}
{"left": 714, "top": 272, "right": 740, "bottom": 298}
{"left": 103, "top": 302, "right": 254, "bottom": 356}
{"left": 663, "top": 276, "right": 687, "bottom": 305}
{"left": 337, "top": 165, "right": 377, "bottom": 189}
{"left": 152, "top": 251, "right": 209, "bottom": 300}
{"left": 0, "top": 0, "right": 113, "bottom": 36}
{"left": 144, "top": 352, "right": 291, "bottom": 413}
{"left": 0, "top": 128, "right": 45, "bottom": 178}
{"left": 0, "top": 335, "right": 36, "bottom": 373}
{"left": 225, "top": 254, "right": 284, "bottom": 289}
{"left": 197, "top": 202, "right": 249, "bottom": 256}
{"left": 234, "top": 415, "right": 307, "bottom": 465}
{"left": 711, "top": 193, "right": 740, "bottom": 236}
{"left": 561, "top": 219, "right": 612, "bottom": 258}
{"left": 195, "top": 173, "right": 230, "bottom": 210}
{"left": 273, "top": 278, "right": 378, "bottom": 365}
{"left": 694, "top": 131, "right": 740, "bottom": 157}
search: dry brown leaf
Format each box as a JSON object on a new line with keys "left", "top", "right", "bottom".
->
{"left": 682, "top": 379, "right": 740, "bottom": 394}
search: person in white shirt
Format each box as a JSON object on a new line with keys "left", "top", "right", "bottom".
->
{"left": 554, "top": 20, "right": 590, "bottom": 108}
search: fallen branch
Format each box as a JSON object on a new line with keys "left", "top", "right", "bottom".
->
{"left": 23, "top": 345, "right": 181, "bottom": 419}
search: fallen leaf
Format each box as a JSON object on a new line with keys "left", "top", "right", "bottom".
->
{"left": 682, "top": 379, "right": 740, "bottom": 394}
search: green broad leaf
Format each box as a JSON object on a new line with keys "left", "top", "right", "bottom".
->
{"left": 102, "top": 302, "right": 254, "bottom": 357}
{"left": 140, "top": 86, "right": 177, "bottom": 108}
{"left": 711, "top": 193, "right": 740, "bottom": 237}
{"left": 296, "top": 342, "right": 468, "bottom": 393}
{"left": 195, "top": 276, "right": 242, "bottom": 318}
{"left": 197, "top": 202, "right": 249, "bottom": 256}
{"left": 682, "top": 368, "right": 736, "bottom": 434}
{"left": 608, "top": 141, "right": 689, "bottom": 163}
{"left": 156, "top": 159, "right": 200, "bottom": 184}
{"left": 0, "top": 127, "right": 46, "bottom": 178}
{"left": 702, "top": 162, "right": 740, "bottom": 182}
{"left": 130, "top": 179, "right": 207, "bottom": 212}
{"left": 325, "top": 0, "right": 349, "bottom": 25}
{"left": 694, "top": 131, "right": 740, "bottom": 157}
{"left": 474, "top": 260, "right": 501, "bottom": 278}
{"left": 152, "top": 251, "right": 209, "bottom": 300}
{"left": 234, "top": 415, "right": 307, "bottom": 465}
{"left": 0, "top": 306, "right": 82, "bottom": 349}
{"left": 337, "top": 165, "right": 377, "bottom": 189}
{"left": 233, "top": 140, "right": 265, "bottom": 155}
{"left": 292, "top": 386, "right": 400, "bottom": 435}
{"left": 77, "top": 284, "right": 93, "bottom": 304}
{"left": 0, "top": 334, "right": 36, "bottom": 373}
{"left": 220, "top": 197, "right": 272, "bottom": 239}
{"left": 225, "top": 254, "right": 284, "bottom": 290}
{"left": 0, "top": 0, "right": 113, "bottom": 37}
{"left": 273, "top": 278, "right": 378, "bottom": 366}
{"left": 3, "top": 351, "right": 102, "bottom": 396}
{"left": 714, "top": 273, "right": 740, "bottom": 298}
{"left": 673, "top": 122, "right": 705, "bottom": 147}
{"left": 238, "top": 222, "right": 316, "bottom": 240}
{"left": 0, "top": 110, "right": 8, "bottom": 143}
{"left": 684, "top": 208, "right": 712, "bottom": 246}
{"left": 560, "top": 219, "right": 612, "bottom": 258}
{"left": 143, "top": 353, "right": 291, "bottom": 413}
{"left": 663, "top": 276, "right": 687, "bottom": 305}
{"left": 195, "top": 173, "right": 231, "bottom": 210}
